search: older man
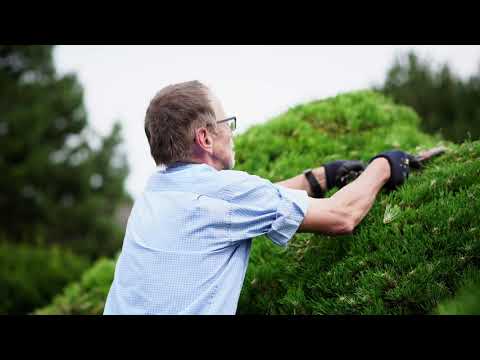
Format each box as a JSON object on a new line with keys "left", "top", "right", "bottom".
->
{"left": 104, "top": 80, "right": 412, "bottom": 315}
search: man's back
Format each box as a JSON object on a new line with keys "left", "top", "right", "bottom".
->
{"left": 104, "top": 162, "right": 309, "bottom": 315}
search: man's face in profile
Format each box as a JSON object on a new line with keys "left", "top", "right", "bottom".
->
{"left": 209, "top": 91, "right": 235, "bottom": 170}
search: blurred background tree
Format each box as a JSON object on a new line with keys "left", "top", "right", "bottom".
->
{"left": 0, "top": 45, "right": 131, "bottom": 260}
{"left": 377, "top": 51, "right": 480, "bottom": 143}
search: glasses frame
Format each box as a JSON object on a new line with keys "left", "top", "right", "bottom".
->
{"left": 216, "top": 116, "right": 236, "bottom": 132}
{"left": 194, "top": 116, "right": 236, "bottom": 142}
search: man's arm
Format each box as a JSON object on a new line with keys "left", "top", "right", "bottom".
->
{"left": 275, "top": 167, "right": 327, "bottom": 197}
{"left": 298, "top": 158, "right": 391, "bottom": 235}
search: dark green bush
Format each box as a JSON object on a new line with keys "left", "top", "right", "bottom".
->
{"left": 35, "top": 257, "right": 115, "bottom": 315}
{"left": 0, "top": 241, "right": 90, "bottom": 314}
{"left": 37, "top": 91, "right": 480, "bottom": 314}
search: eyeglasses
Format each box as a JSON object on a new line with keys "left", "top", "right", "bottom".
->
{"left": 217, "top": 116, "right": 236, "bottom": 132}
{"left": 193, "top": 116, "right": 236, "bottom": 143}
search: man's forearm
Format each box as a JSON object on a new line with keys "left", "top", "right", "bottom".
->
{"left": 276, "top": 159, "right": 390, "bottom": 230}
{"left": 329, "top": 158, "right": 391, "bottom": 228}
{"left": 275, "top": 167, "right": 327, "bottom": 196}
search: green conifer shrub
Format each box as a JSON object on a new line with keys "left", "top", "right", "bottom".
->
{"left": 0, "top": 241, "right": 90, "bottom": 314}
{"left": 36, "top": 91, "right": 480, "bottom": 315}
{"left": 435, "top": 270, "right": 480, "bottom": 315}
{"left": 34, "top": 257, "right": 115, "bottom": 315}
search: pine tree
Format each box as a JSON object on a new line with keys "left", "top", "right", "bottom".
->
{"left": 377, "top": 51, "right": 480, "bottom": 143}
{"left": 0, "top": 45, "right": 130, "bottom": 259}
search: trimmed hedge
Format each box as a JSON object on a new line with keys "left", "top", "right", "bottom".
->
{"left": 37, "top": 91, "right": 480, "bottom": 314}
{"left": 0, "top": 242, "right": 90, "bottom": 314}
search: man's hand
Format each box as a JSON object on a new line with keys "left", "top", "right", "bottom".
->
{"left": 299, "top": 158, "right": 390, "bottom": 235}
{"left": 323, "top": 160, "right": 366, "bottom": 190}
{"left": 369, "top": 150, "right": 416, "bottom": 191}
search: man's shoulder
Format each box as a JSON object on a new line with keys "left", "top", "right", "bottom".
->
{"left": 218, "top": 169, "right": 270, "bottom": 187}
{"left": 209, "top": 169, "right": 275, "bottom": 203}
{"left": 218, "top": 169, "right": 250, "bottom": 180}
{"left": 145, "top": 165, "right": 273, "bottom": 202}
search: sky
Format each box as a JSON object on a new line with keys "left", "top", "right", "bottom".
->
{"left": 53, "top": 45, "right": 480, "bottom": 199}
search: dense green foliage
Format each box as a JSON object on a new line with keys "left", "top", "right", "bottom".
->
{"left": 234, "top": 91, "right": 479, "bottom": 314}
{"left": 0, "top": 241, "right": 90, "bottom": 314}
{"left": 37, "top": 91, "right": 480, "bottom": 315}
{"left": 35, "top": 257, "right": 115, "bottom": 315}
{"left": 435, "top": 271, "right": 480, "bottom": 315}
{"left": 378, "top": 51, "right": 480, "bottom": 143}
{"left": 0, "top": 45, "right": 131, "bottom": 258}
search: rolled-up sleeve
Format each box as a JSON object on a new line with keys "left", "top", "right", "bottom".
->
{"left": 226, "top": 174, "right": 309, "bottom": 247}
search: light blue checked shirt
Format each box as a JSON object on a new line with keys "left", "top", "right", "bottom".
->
{"left": 104, "top": 162, "right": 309, "bottom": 315}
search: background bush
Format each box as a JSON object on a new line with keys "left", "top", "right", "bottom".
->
{"left": 34, "top": 257, "right": 115, "bottom": 315}
{"left": 37, "top": 90, "right": 480, "bottom": 315}
{"left": 0, "top": 241, "right": 90, "bottom": 314}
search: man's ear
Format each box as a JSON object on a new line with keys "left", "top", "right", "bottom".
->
{"left": 194, "top": 127, "right": 214, "bottom": 153}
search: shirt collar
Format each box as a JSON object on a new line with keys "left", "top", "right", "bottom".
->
{"left": 167, "top": 161, "right": 193, "bottom": 169}
{"left": 164, "top": 161, "right": 217, "bottom": 172}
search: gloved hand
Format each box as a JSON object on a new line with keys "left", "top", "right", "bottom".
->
{"left": 323, "top": 160, "right": 367, "bottom": 190}
{"left": 369, "top": 150, "right": 418, "bottom": 191}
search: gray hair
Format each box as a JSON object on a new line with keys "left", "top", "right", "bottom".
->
{"left": 144, "top": 80, "right": 218, "bottom": 166}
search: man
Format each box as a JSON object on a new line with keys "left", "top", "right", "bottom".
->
{"left": 104, "top": 80, "right": 412, "bottom": 315}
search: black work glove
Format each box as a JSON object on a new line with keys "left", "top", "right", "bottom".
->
{"left": 369, "top": 150, "right": 417, "bottom": 191}
{"left": 323, "top": 160, "right": 367, "bottom": 190}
